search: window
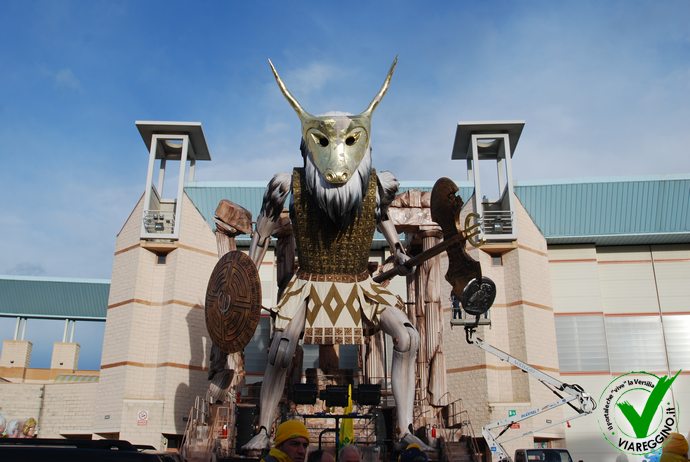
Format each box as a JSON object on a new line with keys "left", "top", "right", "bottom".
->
{"left": 162, "top": 434, "right": 182, "bottom": 450}
{"left": 302, "top": 345, "right": 319, "bottom": 372}
{"left": 157, "top": 254, "right": 166, "bottom": 265}
{"left": 605, "top": 316, "right": 667, "bottom": 372}
{"left": 555, "top": 315, "right": 610, "bottom": 372}
{"left": 244, "top": 317, "right": 270, "bottom": 374}
{"left": 491, "top": 255, "right": 503, "bottom": 266}
{"left": 662, "top": 314, "right": 690, "bottom": 370}
{"left": 339, "top": 344, "right": 359, "bottom": 369}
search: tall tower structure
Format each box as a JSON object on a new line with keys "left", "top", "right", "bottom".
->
{"left": 451, "top": 121, "right": 524, "bottom": 241}
{"left": 137, "top": 121, "right": 211, "bottom": 240}
{"left": 446, "top": 121, "right": 566, "bottom": 454}
{"left": 94, "top": 122, "right": 218, "bottom": 448}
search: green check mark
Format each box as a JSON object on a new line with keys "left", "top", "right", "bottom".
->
{"left": 617, "top": 371, "right": 680, "bottom": 438}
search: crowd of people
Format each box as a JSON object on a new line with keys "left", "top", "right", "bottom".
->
{"left": 266, "top": 420, "right": 690, "bottom": 462}
{"left": 261, "top": 420, "right": 429, "bottom": 462}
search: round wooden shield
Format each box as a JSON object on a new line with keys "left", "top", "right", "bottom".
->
{"left": 205, "top": 250, "right": 262, "bottom": 353}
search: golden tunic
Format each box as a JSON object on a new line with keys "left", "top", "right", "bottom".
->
{"left": 270, "top": 168, "right": 404, "bottom": 344}
{"left": 291, "top": 168, "right": 377, "bottom": 275}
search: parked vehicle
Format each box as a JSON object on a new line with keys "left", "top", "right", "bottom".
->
{"left": 514, "top": 448, "right": 574, "bottom": 462}
{"left": 0, "top": 438, "right": 171, "bottom": 462}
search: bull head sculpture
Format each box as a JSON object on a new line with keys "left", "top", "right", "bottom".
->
{"left": 269, "top": 57, "right": 397, "bottom": 185}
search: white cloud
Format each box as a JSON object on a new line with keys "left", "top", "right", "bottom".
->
{"left": 4, "top": 263, "right": 47, "bottom": 276}
{"left": 54, "top": 68, "right": 81, "bottom": 90}
{"left": 0, "top": 159, "right": 138, "bottom": 279}
{"left": 287, "top": 62, "right": 338, "bottom": 94}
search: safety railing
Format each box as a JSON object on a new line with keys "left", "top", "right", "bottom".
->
{"left": 481, "top": 210, "right": 513, "bottom": 235}
{"left": 180, "top": 396, "right": 211, "bottom": 462}
{"left": 143, "top": 209, "right": 175, "bottom": 234}
{"left": 434, "top": 396, "right": 482, "bottom": 462}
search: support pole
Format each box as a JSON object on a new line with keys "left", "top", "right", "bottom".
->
{"left": 14, "top": 317, "right": 21, "bottom": 340}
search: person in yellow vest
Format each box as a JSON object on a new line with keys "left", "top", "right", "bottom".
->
{"left": 261, "top": 420, "right": 310, "bottom": 462}
{"left": 660, "top": 432, "right": 689, "bottom": 462}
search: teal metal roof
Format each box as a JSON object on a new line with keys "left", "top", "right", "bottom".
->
{"left": 514, "top": 176, "right": 690, "bottom": 245}
{"left": 185, "top": 182, "right": 268, "bottom": 232}
{"left": 0, "top": 276, "right": 109, "bottom": 320}
{"left": 186, "top": 176, "right": 689, "bottom": 246}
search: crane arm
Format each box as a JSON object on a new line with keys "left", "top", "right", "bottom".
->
{"left": 466, "top": 329, "right": 596, "bottom": 462}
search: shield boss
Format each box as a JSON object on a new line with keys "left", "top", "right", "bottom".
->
{"left": 205, "top": 250, "right": 262, "bottom": 353}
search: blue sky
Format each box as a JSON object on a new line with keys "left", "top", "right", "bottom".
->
{"left": 1, "top": 1, "right": 689, "bottom": 368}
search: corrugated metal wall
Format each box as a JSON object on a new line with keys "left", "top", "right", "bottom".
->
{"left": 515, "top": 178, "right": 690, "bottom": 242}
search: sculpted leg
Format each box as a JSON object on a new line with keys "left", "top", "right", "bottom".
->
{"left": 380, "top": 307, "right": 433, "bottom": 450}
{"left": 241, "top": 304, "right": 307, "bottom": 451}
{"left": 380, "top": 307, "right": 418, "bottom": 435}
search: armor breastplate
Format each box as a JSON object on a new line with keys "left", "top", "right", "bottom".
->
{"left": 292, "top": 168, "right": 377, "bottom": 275}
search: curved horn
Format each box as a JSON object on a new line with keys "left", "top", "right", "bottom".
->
{"left": 362, "top": 56, "right": 398, "bottom": 117}
{"left": 268, "top": 59, "right": 311, "bottom": 118}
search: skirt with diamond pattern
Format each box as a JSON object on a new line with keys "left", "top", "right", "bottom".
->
{"left": 270, "top": 274, "right": 405, "bottom": 344}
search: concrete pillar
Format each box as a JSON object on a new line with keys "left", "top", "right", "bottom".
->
{"left": 50, "top": 342, "right": 80, "bottom": 370}
{"left": 0, "top": 339, "right": 32, "bottom": 368}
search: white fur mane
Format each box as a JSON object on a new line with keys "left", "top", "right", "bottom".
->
{"left": 301, "top": 139, "right": 372, "bottom": 224}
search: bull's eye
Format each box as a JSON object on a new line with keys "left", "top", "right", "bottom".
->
{"left": 345, "top": 130, "right": 361, "bottom": 146}
{"left": 310, "top": 132, "right": 329, "bottom": 147}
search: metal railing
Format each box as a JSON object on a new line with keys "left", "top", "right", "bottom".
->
{"left": 143, "top": 209, "right": 175, "bottom": 234}
{"left": 209, "top": 405, "right": 232, "bottom": 459}
{"left": 481, "top": 210, "right": 514, "bottom": 235}
{"left": 180, "top": 396, "right": 211, "bottom": 462}
{"left": 434, "top": 396, "right": 483, "bottom": 462}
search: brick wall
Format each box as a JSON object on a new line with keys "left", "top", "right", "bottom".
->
{"left": 0, "top": 382, "right": 97, "bottom": 438}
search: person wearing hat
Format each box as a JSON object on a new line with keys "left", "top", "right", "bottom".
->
{"left": 262, "top": 420, "right": 310, "bottom": 462}
{"left": 398, "top": 443, "right": 429, "bottom": 462}
{"left": 660, "top": 432, "right": 689, "bottom": 462}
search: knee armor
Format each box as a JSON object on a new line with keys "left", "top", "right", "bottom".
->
{"left": 268, "top": 331, "right": 296, "bottom": 369}
{"left": 393, "top": 322, "right": 420, "bottom": 354}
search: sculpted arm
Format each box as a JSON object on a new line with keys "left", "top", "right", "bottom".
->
{"left": 249, "top": 173, "right": 291, "bottom": 267}
{"left": 376, "top": 171, "right": 409, "bottom": 267}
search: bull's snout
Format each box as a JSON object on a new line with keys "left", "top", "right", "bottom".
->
{"left": 325, "top": 169, "right": 350, "bottom": 184}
